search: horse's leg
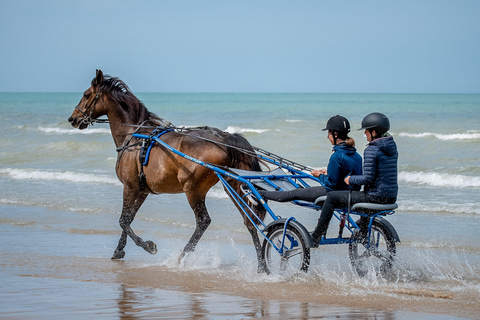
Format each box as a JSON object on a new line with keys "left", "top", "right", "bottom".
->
{"left": 181, "top": 192, "right": 211, "bottom": 256}
{"left": 246, "top": 222, "right": 268, "bottom": 273}
{"left": 112, "top": 188, "right": 156, "bottom": 259}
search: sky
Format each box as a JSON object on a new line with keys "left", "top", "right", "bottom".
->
{"left": 1, "top": 0, "right": 479, "bottom": 93}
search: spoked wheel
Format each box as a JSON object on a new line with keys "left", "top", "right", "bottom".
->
{"left": 349, "top": 219, "right": 396, "bottom": 277}
{"left": 261, "top": 224, "right": 310, "bottom": 274}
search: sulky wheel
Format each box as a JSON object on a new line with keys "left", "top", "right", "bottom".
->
{"left": 261, "top": 224, "right": 310, "bottom": 274}
{"left": 349, "top": 218, "right": 396, "bottom": 277}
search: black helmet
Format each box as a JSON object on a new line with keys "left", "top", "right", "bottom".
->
{"left": 359, "top": 112, "right": 390, "bottom": 136}
{"left": 322, "top": 115, "right": 350, "bottom": 133}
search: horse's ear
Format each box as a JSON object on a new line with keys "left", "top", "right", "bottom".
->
{"left": 95, "top": 69, "right": 104, "bottom": 86}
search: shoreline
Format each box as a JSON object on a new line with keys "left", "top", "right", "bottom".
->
{"left": 2, "top": 251, "right": 477, "bottom": 319}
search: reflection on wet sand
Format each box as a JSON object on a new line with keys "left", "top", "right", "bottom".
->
{"left": 114, "top": 282, "right": 400, "bottom": 320}
{"left": 0, "top": 222, "right": 476, "bottom": 320}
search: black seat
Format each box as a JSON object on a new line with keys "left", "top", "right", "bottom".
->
{"left": 314, "top": 196, "right": 397, "bottom": 215}
{"left": 351, "top": 202, "right": 398, "bottom": 215}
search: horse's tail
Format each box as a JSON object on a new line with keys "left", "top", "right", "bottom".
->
{"left": 224, "top": 133, "right": 261, "bottom": 171}
{"left": 223, "top": 133, "right": 266, "bottom": 226}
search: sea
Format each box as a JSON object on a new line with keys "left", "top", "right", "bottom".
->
{"left": 0, "top": 92, "right": 479, "bottom": 319}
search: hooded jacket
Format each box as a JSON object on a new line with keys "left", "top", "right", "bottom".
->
{"left": 349, "top": 136, "right": 398, "bottom": 199}
{"left": 319, "top": 144, "right": 363, "bottom": 191}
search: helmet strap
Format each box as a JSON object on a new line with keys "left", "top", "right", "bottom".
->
{"left": 368, "top": 129, "right": 378, "bottom": 140}
{"left": 330, "top": 130, "right": 338, "bottom": 145}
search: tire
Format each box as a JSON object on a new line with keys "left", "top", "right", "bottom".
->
{"left": 261, "top": 224, "right": 310, "bottom": 274}
{"left": 349, "top": 218, "right": 396, "bottom": 277}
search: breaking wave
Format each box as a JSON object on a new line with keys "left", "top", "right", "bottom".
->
{"left": 399, "top": 171, "right": 480, "bottom": 188}
{"left": 398, "top": 131, "right": 480, "bottom": 141}
{"left": 38, "top": 126, "right": 111, "bottom": 135}
{"left": 399, "top": 201, "right": 480, "bottom": 215}
{"left": 0, "top": 168, "right": 121, "bottom": 186}
{"left": 224, "top": 126, "right": 270, "bottom": 134}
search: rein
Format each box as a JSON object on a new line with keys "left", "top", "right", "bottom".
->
{"left": 76, "top": 101, "right": 313, "bottom": 173}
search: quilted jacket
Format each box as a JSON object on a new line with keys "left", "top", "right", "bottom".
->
{"left": 348, "top": 136, "right": 398, "bottom": 198}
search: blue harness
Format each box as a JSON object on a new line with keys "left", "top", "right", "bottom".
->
{"left": 139, "top": 128, "right": 173, "bottom": 166}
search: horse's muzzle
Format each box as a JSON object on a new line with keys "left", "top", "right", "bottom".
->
{"left": 68, "top": 116, "right": 88, "bottom": 129}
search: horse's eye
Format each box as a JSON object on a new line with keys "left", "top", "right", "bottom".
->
{"left": 84, "top": 93, "right": 90, "bottom": 99}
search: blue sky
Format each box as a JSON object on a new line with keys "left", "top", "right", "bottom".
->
{"left": 1, "top": 0, "right": 479, "bottom": 93}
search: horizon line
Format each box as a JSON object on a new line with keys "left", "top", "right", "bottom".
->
{"left": 1, "top": 91, "right": 479, "bottom": 95}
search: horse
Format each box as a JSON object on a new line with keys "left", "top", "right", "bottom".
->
{"left": 68, "top": 70, "right": 267, "bottom": 272}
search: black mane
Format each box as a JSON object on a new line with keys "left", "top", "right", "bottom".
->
{"left": 93, "top": 75, "right": 165, "bottom": 125}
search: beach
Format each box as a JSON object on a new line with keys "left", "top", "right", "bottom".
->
{"left": 1, "top": 92, "right": 479, "bottom": 319}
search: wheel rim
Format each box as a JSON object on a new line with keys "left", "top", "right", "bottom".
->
{"left": 264, "top": 227, "right": 309, "bottom": 274}
{"left": 349, "top": 225, "right": 395, "bottom": 277}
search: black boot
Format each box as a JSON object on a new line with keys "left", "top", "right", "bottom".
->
{"left": 353, "top": 227, "right": 369, "bottom": 245}
{"left": 309, "top": 226, "right": 326, "bottom": 247}
{"left": 257, "top": 190, "right": 286, "bottom": 202}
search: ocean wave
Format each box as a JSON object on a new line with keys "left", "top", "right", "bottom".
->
{"left": 399, "top": 201, "right": 480, "bottom": 215}
{"left": 207, "top": 187, "right": 229, "bottom": 199}
{"left": 224, "top": 126, "right": 270, "bottom": 134}
{"left": 398, "top": 131, "right": 480, "bottom": 141}
{"left": 286, "top": 119, "right": 306, "bottom": 123}
{"left": 0, "top": 168, "right": 121, "bottom": 185}
{"left": 399, "top": 171, "right": 480, "bottom": 188}
{"left": 38, "top": 126, "right": 111, "bottom": 135}
{"left": 0, "top": 197, "right": 112, "bottom": 214}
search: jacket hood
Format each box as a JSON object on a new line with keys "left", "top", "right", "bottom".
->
{"left": 333, "top": 144, "right": 357, "bottom": 155}
{"left": 370, "top": 136, "right": 397, "bottom": 156}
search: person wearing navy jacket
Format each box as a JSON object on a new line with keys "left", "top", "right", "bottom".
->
{"left": 258, "top": 115, "right": 362, "bottom": 203}
{"left": 310, "top": 112, "right": 398, "bottom": 244}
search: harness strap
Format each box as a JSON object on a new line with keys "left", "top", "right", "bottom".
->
{"left": 131, "top": 128, "right": 174, "bottom": 194}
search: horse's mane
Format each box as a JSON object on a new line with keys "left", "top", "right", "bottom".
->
{"left": 93, "top": 75, "right": 165, "bottom": 125}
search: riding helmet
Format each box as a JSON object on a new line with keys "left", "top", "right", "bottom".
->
{"left": 322, "top": 115, "right": 350, "bottom": 133}
{"left": 359, "top": 112, "right": 390, "bottom": 136}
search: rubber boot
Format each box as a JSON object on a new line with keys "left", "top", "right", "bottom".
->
{"left": 310, "top": 224, "right": 327, "bottom": 247}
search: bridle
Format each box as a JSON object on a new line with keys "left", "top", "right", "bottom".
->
{"left": 74, "top": 90, "right": 108, "bottom": 126}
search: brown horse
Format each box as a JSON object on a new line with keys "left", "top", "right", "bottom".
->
{"left": 68, "top": 70, "right": 267, "bottom": 271}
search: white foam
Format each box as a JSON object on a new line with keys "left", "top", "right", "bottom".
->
{"left": 399, "top": 171, "right": 480, "bottom": 188}
{"left": 399, "top": 201, "right": 480, "bottom": 215}
{"left": 0, "top": 168, "right": 121, "bottom": 185}
{"left": 224, "top": 126, "right": 270, "bottom": 134}
{"left": 38, "top": 126, "right": 111, "bottom": 135}
{"left": 286, "top": 119, "right": 305, "bottom": 123}
{"left": 207, "top": 187, "right": 229, "bottom": 199}
{"left": 398, "top": 130, "right": 480, "bottom": 141}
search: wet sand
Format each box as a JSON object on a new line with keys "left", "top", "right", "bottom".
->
{"left": 1, "top": 246, "right": 477, "bottom": 319}
{"left": 1, "top": 203, "right": 479, "bottom": 319}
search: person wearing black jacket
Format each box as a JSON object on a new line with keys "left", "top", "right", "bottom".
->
{"left": 310, "top": 112, "right": 398, "bottom": 245}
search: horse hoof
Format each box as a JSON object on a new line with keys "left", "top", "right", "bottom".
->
{"left": 257, "top": 264, "right": 269, "bottom": 274}
{"left": 145, "top": 241, "right": 157, "bottom": 255}
{"left": 112, "top": 250, "right": 125, "bottom": 260}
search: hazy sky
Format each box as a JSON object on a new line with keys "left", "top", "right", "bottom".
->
{"left": 1, "top": 0, "right": 479, "bottom": 93}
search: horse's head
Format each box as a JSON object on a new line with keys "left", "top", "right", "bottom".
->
{"left": 68, "top": 69, "right": 107, "bottom": 129}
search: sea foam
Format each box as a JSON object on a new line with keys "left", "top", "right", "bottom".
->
{"left": 224, "top": 126, "right": 270, "bottom": 134}
{"left": 399, "top": 171, "right": 480, "bottom": 188}
{"left": 399, "top": 201, "right": 480, "bottom": 215}
{"left": 0, "top": 168, "right": 121, "bottom": 185}
{"left": 398, "top": 131, "right": 480, "bottom": 141}
{"left": 38, "top": 126, "right": 111, "bottom": 135}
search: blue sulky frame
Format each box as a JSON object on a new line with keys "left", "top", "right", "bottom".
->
{"left": 132, "top": 130, "right": 398, "bottom": 256}
{"left": 133, "top": 131, "right": 321, "bottom": 253}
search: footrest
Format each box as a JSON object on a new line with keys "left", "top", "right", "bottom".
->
{"left": 314, "top": 196, "right": 327, "bottom": 205}
{"left": 351, "top": 202, "right": 398, "bottom": 215}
